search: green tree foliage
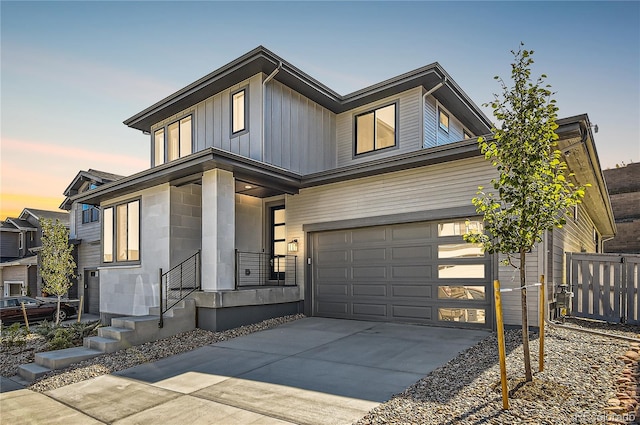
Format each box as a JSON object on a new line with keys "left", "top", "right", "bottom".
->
{"left": 464, "top": 44, "right": 588, "bottom": 381}
{"left": 40, "top": 218, "right": 76, "bottom": 325}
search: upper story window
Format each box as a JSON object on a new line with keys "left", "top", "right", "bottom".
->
{"left": 81, "top": 184, "right": 99, "bottom": 223}
{"left": 153, "top": 115, "right": 192, "bottom": 166}
{"left": 463, "top": 130, "right": 472, "bottom": 140}
{"left": 231, "top": 88, "right": 247, "bottom": 135}
{"left": 18, "top": 232, "right": 24, "bottom": 250}
{"left": 439, "top": 109, "right": 449, "bottom": 133}
{"left": 103, "top": 199, "right": 140, "bottom": 264}
{"left": 355, "top": 103, "right": 397, "bottom": 155}
{"left": 154, "top": 129, "right": 164, "bottom": 166}
{"left": 82, "top": 204, "right": 99, "bottom": 223}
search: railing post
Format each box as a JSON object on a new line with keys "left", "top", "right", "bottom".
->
{"left": 235, "top": 249, "right": 239, "bottom": 289}
{"left": 159, "top": 268, "right": 164, "bottom": 328}
{"left": 197, "top": 250, "right": 201, "bottom": 289}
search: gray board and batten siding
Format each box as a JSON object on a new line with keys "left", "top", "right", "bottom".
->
{"left": 264, "top": 79, "right": 337, "bottom": 174}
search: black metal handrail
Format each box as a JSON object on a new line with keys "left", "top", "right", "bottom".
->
{"left": 235, "top": 250, "right": 297, "bottom": 289}
{"left": 159, "top": 250, "right": 201, "bottom": 328}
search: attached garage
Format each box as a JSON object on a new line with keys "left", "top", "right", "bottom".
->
{"left": 310, "top": 219, "right": 492, "bottom": 328}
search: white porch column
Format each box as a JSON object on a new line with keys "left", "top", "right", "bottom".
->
{"left": 201, "top": 169, "right": 235, "bottom": 291}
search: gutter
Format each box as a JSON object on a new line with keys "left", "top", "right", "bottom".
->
{"left": 262, "top": 62, "right": 282, "bottom": 161}
{"left": 423, "top": 77, "right": 447, "bottom": 147}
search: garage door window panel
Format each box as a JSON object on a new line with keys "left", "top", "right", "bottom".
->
{"left": 438, "top": 243, "right": 484, "bottom": 258}
{"left": 438, "top": 285, "right": 485, "bottom": 300}
{"left": 438, "top": 220, "right": 483, "bottom": 237}
{"left": 438, "top": 308, "right": 485, "bottom": 324}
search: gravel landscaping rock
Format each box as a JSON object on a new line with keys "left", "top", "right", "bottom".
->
{"left": 357, "top": 320, "right": 640, "bottom": 425}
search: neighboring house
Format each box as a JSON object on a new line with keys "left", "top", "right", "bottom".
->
{"left": 70, "top": 46, "right": 615, "bottom": 330}
{"left": 0, "top": 208, "right": 69, "bottom": 298}
{"left": 60, "top": 169, "right": 124, "bottom": 314}
{"left": 603, "top": 163, "right": 640, "bottom": 254}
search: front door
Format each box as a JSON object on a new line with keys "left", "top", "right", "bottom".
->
{"left": 270, "top": 206, "right": 286, "bottom": 281}
{"left": 84, "top": 270, "right": 100, "bottom": 314}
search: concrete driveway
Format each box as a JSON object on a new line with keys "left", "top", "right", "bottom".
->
{"left": 1, "top": 317, "right": 488, "bottom": 425}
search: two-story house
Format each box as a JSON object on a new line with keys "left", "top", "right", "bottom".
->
{"left": 70, "top": 46, "right": 615, "bottom": 330}
{"left": 61, "top": 169, "right": 124, "bottom": 315}
{"left": 0, "top": 208, "right": 69, "bottom": 298}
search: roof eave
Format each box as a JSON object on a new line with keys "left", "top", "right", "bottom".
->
{"left": 556, "top": 115, "right": 616, "bottom": 237}
{"left": 124, "top": 47, "right": 492, "bottom": 136}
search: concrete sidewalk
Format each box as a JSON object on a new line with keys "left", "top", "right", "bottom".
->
{"left": 0, "top": 318, "right": 489, "bottom": 424}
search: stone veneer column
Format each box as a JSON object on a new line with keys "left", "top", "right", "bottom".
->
{"left": 201, "top": 169, "right": 235, "bottom": 291}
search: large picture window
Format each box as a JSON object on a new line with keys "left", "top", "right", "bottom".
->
{"left": 103, "top": 199, "right": 140, "bottom": 263}
{"left": 355, "top": 103, "right": 396, "bottom": 155}
{"left": 152, "top": 115, "right": 192, "bottom": 166}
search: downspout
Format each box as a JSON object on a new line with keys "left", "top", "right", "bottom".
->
{"left": 262, "top": 62, "right": 283, "bottom": 161}
{"left": 423, "top": 77, "right": 447, "bottom": 147}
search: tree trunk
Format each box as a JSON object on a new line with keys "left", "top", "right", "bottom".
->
{"left": 520, "top": 250, "right": 533, "bottom": 381}
{"left": 56, "top": 295, "right": 62, "bottom": 325}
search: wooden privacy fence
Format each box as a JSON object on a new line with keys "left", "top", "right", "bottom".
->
{"left": 566, "top": 252, "right": 640, "bottom": 324}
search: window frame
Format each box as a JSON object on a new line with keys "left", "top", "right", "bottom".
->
{"left": 353, "top": 101, "right": 399, "bottom": 157}
{"left": 231, "top": 86, "right": 249, "bottom": 137}
{"left": 101, "top": 198, "right": 141, "bottom": 266}
{"left": 81, "top": 205, "right": 100, "bottom": 224}
{"left": 151, "top": 114, "right": 193, "bottom": 167}
{"left": 81, "top": 184, "right": 100, "bottom": 223}
{"left": 153, "top": 128, "right": 165, "bottom": 167}
{"left": 438, "top": 108, "right": 450, "bottom": 133}
{"left": 463, "top": 129, "right": 472, "bottom": 140}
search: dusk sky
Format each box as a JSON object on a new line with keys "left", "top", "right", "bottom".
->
{"left": 1, "top": 1, "right": 639, "bottom": 219}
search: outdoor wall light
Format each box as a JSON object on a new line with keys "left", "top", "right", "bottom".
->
{"left": 287, "top": 239, "right": 298, "bottom": 253}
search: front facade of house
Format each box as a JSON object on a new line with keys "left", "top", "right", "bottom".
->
{"left": 61, "top": 169, "right": 124, "bottom": 314}
{"left": 73, "top": 47, "right": 615, "bottom": 330}
{"left": 0, "top": 209, "right": 69, "bottom": 299}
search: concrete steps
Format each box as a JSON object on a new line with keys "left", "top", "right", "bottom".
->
{"left": 17, "top": 299, "right": 196, "bottom": 382}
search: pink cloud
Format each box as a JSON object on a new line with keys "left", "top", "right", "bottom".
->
{"left": 2, "top": 138, "right": 147, "bottom": 170}
{"left": 1, "top": 138, "right": 147, "bottom": 198}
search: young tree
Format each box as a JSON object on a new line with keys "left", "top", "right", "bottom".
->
{"left": 40, "top": 218, "right": 76, "bottom": 325}
{"left": 464, "top": 44, "right": 587, "bottom": 381}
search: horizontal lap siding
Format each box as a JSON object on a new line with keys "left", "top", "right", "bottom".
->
{"left": 286, "top": 156, "right": 497, "bottom": 299}
{"left": 336, "top": 87, "right": 423, "bottom": 167}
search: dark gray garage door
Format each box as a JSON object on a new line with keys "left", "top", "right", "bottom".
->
{"left": 311, "top": 219, "right": 492, "bottom": 328}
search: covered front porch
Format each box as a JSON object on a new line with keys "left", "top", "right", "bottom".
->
{"left": 166, "top": 167, "right": 304, "bottom": 330}
{"left": 72, "top": 149, "right": 304, "bottom": 329}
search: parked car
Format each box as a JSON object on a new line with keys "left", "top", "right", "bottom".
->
{"left": 0, "top": 296, "right": 77, "bottom": 324}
